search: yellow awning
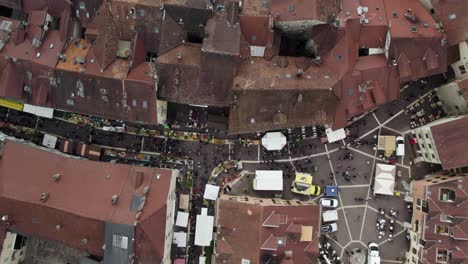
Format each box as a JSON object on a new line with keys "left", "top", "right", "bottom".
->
{"left": 0, "top": 99, "right": 23, "bottom": 111}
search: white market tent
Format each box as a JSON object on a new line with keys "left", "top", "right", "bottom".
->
{"left": 374, "top": 164, "right": 396, "bottom": 196}
{"left": 195, "top": 208, "right": 214, "bottom": 246}
{"left": 262, "top": 132, "right": 287, "bottom": 151}
{"left": 203, "top": 184, "right": 220, "bottom": 201}
{"left": 325, "top": 128, "right": 346, "bottom": 143}
{"left": 253, "top": 170, "right": 283, "bottom": 191}
{"left": 23, "top": 104, "right": 54, "bottom": 118}
{"left": 176, "top": 211, "right": 189, "bottom": 228}
{"left": 199, "top": 257, "right": 206, "bottom": 264}
{"left": 173, "top": 232, "right": 187, "bottom": 247}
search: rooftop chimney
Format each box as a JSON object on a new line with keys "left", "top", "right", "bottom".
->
{"left": 111, "top": 195, "right": 119, "bottom": 205}
{"left": 40, "top": 193, "right": 49, "bottom": 203}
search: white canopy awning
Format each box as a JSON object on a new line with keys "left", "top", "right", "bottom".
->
{"left": 374, "top": 164, "right": 396, "bottom": 196}
{"left": 176, "top": 211, "right": 189, "bottom": 228}
{"left": 173, "top": 232, "right": 187, "bottom": 247}
{"left": 203, "top": 184, "right": 220, "bottom": 201}
{"left": 23, "top": 104, "right": 54, "bottom": 118}
{"left": 253, "top": 170, "right": 283, "bottom": 191}
{"left": 262, "top": 132, "right": 287, "bottom": 151}
{"left": 326, "top": 128, "right": 346, "bottom": 143}
{"left": 199, "top": 257, "right": 206, "bottom": 264}
{"left": 195, "top": 208, "right": 214, "bottom": 246}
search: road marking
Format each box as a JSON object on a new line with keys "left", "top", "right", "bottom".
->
{"left": 257, "top": 144, "right": 260, "bottom": 161}
{"left": 373, "top": 113, "right": 381, "bottom": 125}
{"left": 341, "top": 205, "right": 367, "bottom": 209}
{"left": 325, "top": 144, "right": 353, "bottom": 244}
{"left": 381, "top": 260, "right": 404, "bottom": 263}
{"left": 228, "top": 142, "right": 232, "bottom": 161}
{"left": 338, "top": 184, "right": 370, "bottom": 188}
{"left": 359, "top": 137, "right": 379, "bottom": 241}
{"left": 382, "top": 125, "right": 404, "bottom": 135}
{"left": 359, "top": 109, "right": 405, "bottom": 140}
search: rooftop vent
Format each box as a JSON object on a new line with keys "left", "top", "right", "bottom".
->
{"left": 404, "top": 9, "right": 417, "bottom": 23}
{"left": 52, "top": 173, "right": 61, "bottom": 181}
{"left": 111, "top": 195, "right": 119, "bottom": 205}
{"left": 143, "top": 186, "right": 150, "bottom": 194}
{"left": 411, "top": 26, "right": 418, "bottom": 33}
{"left": 56, "top": 224, "right": 62, "bottom": 230}
{"left": 176, "top": 53, "right": 182, "bottom": 60}
{"left": 40, "top": 193, "right": 49, "bottom": 203}
{"left": 35, "top": 52, "right": 41, "bottom": 58}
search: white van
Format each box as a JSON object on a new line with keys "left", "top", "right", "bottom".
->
{"left": 368, "top": 242, "right": 381, "bottom": 264}
{"left": 322, "top": 210, "right": 338, "bottom": 222}
{"left": 396, "top": 136, "right": 405, "bottom": 156}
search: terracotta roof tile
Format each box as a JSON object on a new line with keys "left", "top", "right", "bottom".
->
{"left": 430, "top": 116, "right": 468, "bottom": 169}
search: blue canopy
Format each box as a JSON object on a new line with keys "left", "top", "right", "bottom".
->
{"left": 325, "top": 186, "right": 338, "bottom": 197}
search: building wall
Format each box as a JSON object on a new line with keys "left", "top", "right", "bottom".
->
{"left": 435, "top": 80, "right": 468, "bottom": 115}
{"left": 413, "top": 116, "right": 465, "bottom": 164}
{"left": 162, "top": 169, "right": 179, "bottom": 264}
{"left": 0, "top": 232, "right": 27, "bottom": 264}
{"left": 451, "top": 41, "right": 468, "bottom": 79}
{"left": 413, "top": 126, "right": 441, "bottom": 164}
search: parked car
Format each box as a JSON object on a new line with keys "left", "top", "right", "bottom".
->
{"left": 396, "top": 136, "right": 405, "bottom": 156}
{"left": 320, "top": 198, "right": 339, "bottom": 208}
{"left": 322, "top": 210, "right": 338, "bottom": 222}
{"left": 310, "top": 184, "right": 321, "bottom": 196}
{"left": 368, "top": 242, "right": 381, "bottom": 264}
{"left": 321, "top": 223, "right": 338, "bottom": 234}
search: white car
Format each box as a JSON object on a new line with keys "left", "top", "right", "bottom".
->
{"left": 396, "top": 136, "right": 405, "bottom": 156}
{"left": 368, "top": 242, "right": 381, "bottom": 264}
{"left": 320, "top": 198, "right": 339, "bottom": 208}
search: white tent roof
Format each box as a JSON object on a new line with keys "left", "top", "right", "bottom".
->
{"left": 374, "top": 164, "right": 396, "bottom": 196}
{"left": 253, "top": 170, "right": 283, "bottom": 191}
{"left": 203, "top": 184, "right": 220, "bottom": 201}
{"left": 326, "top": 128, "right": 346, "bottom": 143}
{"left": 262, "top": 132, "right": 287, "bottom": 151}
{"left": 176, "top": 211, "right": 189, "bottom": 227}
{"left": 173, "top": 232, "right": 187, "bottom": 247}
{"left": 199, "top": 257, "right": 206, "bottom": 264}
{"left": 195, "top": 208, "right": 214, "bottom": 246}
{"left": 23, "top": 104, "right": 54, "bottom": 118}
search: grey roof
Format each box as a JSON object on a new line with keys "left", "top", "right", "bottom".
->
{"left": 103, "top": 222, "right": 135, "bottom": 264}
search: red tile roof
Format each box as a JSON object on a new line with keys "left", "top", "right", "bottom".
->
{"left": 270, "top": 0, "right": 339, "bottom": 23}
{"left": 430, "top": 116, "right": 468, "bottom": 169}
{"left": 421, "top": 177, "right": 468, "bottom": 263}
{"left": 215, "top": 197, "right": 320, "bottom": 264}
{"left": 239, "top": 15, "right": 273, "bottom": 47}
{"left": 0, "top": 140, "right": 174, "bottom": 261}
{"left": 431, "top": 0, "right": 468, "bottom": 46}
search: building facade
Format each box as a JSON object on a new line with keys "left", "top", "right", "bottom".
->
{"left": 412, "top": 116, "right": 468, "bottom": 169}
